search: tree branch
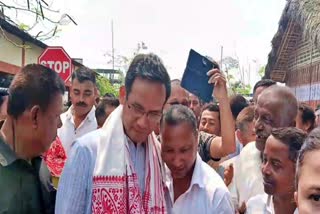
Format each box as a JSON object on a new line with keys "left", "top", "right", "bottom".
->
{"left": 0, "top": 1, "right": 59, "bottom": 24}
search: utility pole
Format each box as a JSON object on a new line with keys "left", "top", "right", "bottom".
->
{"left": 111, "top": 20, "right": 115, "bottom": 71}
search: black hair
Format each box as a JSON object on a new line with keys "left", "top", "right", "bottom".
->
{"left": 201, "top": 103, "right": 219, "bottom": 114}
{"left": 271, "top": 127, "right": 307, "bottom": 162}
{"left": 125, "top": 53, "right": 171, "bottom": 102}
{"left": 253, "top": 79, "right": 276, "bottom": 94}
{"left": 161, "top": 105, "right": 197, "bottom": 136}
{"left": 229, "top": 95, "right": 249, "bottom": 120}
{"left": 298, "top": 102, "right": 316, "bottom": 132}
{"left": 296, "top": 127, "right": 320, "bottom": 189}
{"left": 95, "top": 97, "right": 120, "bottom": 127}
{"left": 71, "top": 66, "right": 96, "bottom": 84}
{"left": 7, "top": 64, "right": 65, "bottom": 118}
{"left": 103, "top": 93, "right": 116, "bottom": 98}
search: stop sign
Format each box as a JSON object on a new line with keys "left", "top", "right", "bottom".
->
{"left": 38, "top": 47, "right": 73, "bottom": 82}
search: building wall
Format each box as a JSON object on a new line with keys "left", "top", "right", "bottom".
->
{"left": 0, "top": 27, "right": 79, "bottom": 88}
{"left": 286, "top": 38, "right": 320, "bottom": 109}
{"left": 0, "top": 30, "right": 46, "bottom": 71}
{"left": 0, "top": 31, "right": 22, "bottom": 67}
{"left": 25, "top": 42, "right": 44, "bottom": 65}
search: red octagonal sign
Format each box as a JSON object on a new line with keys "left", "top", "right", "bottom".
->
{"left": 38, "top": 46, "right": 73, "bottom": 83}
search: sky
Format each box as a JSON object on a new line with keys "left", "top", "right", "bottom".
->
{"left": 4, "top": 0, "right": 287, "bottom": 87}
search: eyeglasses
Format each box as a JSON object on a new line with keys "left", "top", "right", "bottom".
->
{"left": 127, "top": 103, "right": 163, "bottom": 123}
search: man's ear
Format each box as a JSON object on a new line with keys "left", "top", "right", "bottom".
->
{"left": 294, "top": 191, "right": 298, "bottom": 206}
{"left": 119, "top": 85, "right": 126, "bottom": 105}
{"left": 304, "top": 121, "right": 313, "bottom": 133}
{"left": 236, "top": 129, "right": 243, "bottom": 144}
{"left": 94, "top": 86, "right": 99, "bottom": 96}
{"left": 30, "top": 105, "right": 40, "bottom": 129}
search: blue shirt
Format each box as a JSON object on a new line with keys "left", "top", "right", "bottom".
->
{"left": 55, "top": 130, "right": 146, "bottom": 214}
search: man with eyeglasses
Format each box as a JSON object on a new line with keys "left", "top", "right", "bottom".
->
{"left": 56, "top": 53, "right": 170, "bottom": 213}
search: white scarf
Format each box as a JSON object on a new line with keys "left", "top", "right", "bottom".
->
{"left": 91, "top": 105, "right": 167, "bottom": 213}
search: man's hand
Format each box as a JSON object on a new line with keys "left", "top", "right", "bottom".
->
{"left": 236, "top": 202, "right": 246, "bottom": 214}
{"left": 207, "top": 68, "right": 228, "bottom": 101}
{"left": 223, "top": 163, "right": 234, "bottom": 186}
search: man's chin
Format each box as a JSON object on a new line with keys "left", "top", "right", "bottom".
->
{"left": 255, "top": 138, "right": 267, "bottom": 152}
{"left": 263, "top": 185, "right": 275, "bottom": 195}
{"left": 74, "top": 106, "right": 91, "bottom": 115}
{"left": 128, "top": 132, "right": 149, "bottom": 144}
{"left": 171, "top": 172, "right": 187, "bottom": 180}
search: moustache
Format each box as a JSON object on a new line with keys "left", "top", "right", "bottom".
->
{"left": 76, "top": 102, "right": 88, "bottom": 107}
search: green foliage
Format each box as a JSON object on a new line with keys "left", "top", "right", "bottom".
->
{"left": 221, "top": 56, "right": 251, "bottom": 96}
{"left": 18, "top": 23, "right": 30, "bottom": 31}
{"left": 96, "top": 74, "right": 119, "bottom": 97}
{"left": 258, "top": 65, "right": 266, "bottom": 78}
{"left": 229, "top": 81, "right": 252, "bottom": 95}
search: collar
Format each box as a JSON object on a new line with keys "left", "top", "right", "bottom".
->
{"left": 189, "top": 154, "right": 206, "bottom": 189}
{"left": 66, "top": 105, "right": 96, "bottom": 123}
{"left": 166, "top": 154, "right": 205, "bottom": 191}
{"left": 267, "top": 195, "right": 299, "bottom": 214}
{"left": 0, "top": 136, "right": 17, "bottom": 166}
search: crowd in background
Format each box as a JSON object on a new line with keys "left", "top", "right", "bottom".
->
{"left": 1, "top": 53, "right": 320, "bottom": 213}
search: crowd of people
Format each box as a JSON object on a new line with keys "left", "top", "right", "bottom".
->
{"left": 0, "top": 53, "right": 320, "bottom": 213}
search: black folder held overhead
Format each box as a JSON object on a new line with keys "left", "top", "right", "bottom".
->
{"left": 181, "top": 49, "right": 218, "bottom": 103}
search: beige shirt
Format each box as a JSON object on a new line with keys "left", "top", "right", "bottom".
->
{"left": 229, "top": 141, "right": 264, "bottom": 209}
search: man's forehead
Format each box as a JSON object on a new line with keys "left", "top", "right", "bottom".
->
{"left": 72, "top": 79, "right": 95, "bottom": 89}
{"left": 202, "top": 110, "right": 219, "bottom": 117}
{"left": 170, "top": 86, "right": 188, "bottom": 98}
{"left": 189, "top": 93, "right": 199, "bottom": 100}
{"left": 257, "top": 92, "right": 282, "bottom": 107}
{"left": 265, "top": 136, "right": 290, "bottom": 157}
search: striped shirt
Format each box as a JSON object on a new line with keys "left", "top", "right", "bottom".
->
{"left": 55, "top": 130, "right": 146, "bottom": 214}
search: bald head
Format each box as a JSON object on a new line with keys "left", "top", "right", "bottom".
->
{"left": 165, "top": 79, "right": 189, "bottom": 109}
{"left": 255, "top": 85, "right": 298, "bottom": 151}
{"left": 258, "top": 85, "right": 298, "bottom": 124}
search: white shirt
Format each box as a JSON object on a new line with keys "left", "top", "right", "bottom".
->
{"left": 58, "top": 105, "right": 97, "bottom": 156}
{"left": 246, "top": 194, "right": 299, "bottom": 214}
{"left": 165, "top": 154, "right": 234, "bottom": 214}
{"left": 229, "top": 141, "right": 264, "bottom": 209}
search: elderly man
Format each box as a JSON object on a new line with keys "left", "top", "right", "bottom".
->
{"left": 230, "top": 85, "right": 298, "bottom": 212}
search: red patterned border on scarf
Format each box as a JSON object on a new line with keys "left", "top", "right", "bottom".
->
{"left": 92, "top": 173, "right": 166, "bottom": 214}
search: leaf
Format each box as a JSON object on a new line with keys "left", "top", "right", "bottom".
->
{"left": 18, "top": 23, "right": 30, "bottom": 31}
{"left": 96, "top": 74, "right": 119, "bottom": 97}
